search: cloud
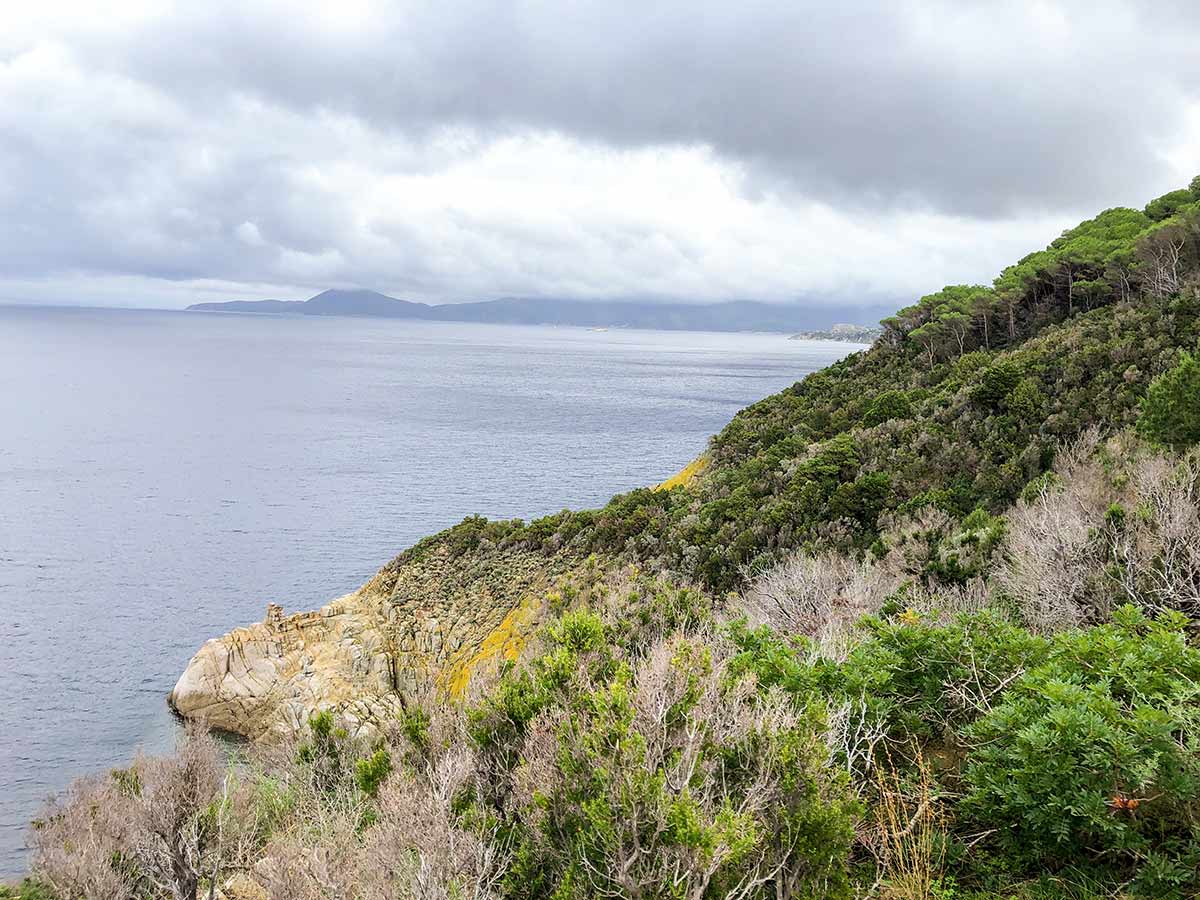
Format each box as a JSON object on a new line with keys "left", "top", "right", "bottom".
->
{"left": 235, "top": 222, "right": 266, "bottom": 247}
{"left": 1, "top": 0, "right": 1199, "bottom": 308}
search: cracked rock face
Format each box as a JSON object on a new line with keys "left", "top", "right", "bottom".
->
{"left": 170, "top": 543, "right": 564, "bottom": 739}
{"left": 168, "top": 593, "right": 399, "bottom": 738}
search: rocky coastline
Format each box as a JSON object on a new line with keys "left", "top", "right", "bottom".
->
{"left": 169, "top": 540, "right": 562, "bottom": 738}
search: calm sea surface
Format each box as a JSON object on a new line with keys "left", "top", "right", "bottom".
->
{"left": 0, "top": 305, "right": 858, "bottom": 874}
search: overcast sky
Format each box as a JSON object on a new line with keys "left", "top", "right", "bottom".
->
{"left": 3, "top": 0, "right": 1200, "bottom": 311}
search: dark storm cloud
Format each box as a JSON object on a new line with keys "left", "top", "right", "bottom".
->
{"left": 2, "top": 0, "right": 1199, "bottom": 306}
{"left": 72, "top": 0, "right": 1200, "bottom": 216}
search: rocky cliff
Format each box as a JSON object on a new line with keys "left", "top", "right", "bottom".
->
{"left": 170, "top": 539, "right": 571, "bottom": 738}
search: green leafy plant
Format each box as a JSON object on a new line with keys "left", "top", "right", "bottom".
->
{"left": 962, "top": 607, "right": 1200, "bottom": 886}
{"left": 1138, "top": 349, "right": 1200, "bottom": 448}
{"left": 354, "top": 748, "right": 393, "bottom": 797}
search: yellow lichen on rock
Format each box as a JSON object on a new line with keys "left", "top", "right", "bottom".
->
{"left": 442, "top": 592, "right": 542, "bottom": 699}
{"left": 656, "top": 454, "right": 709, "bottom": 491}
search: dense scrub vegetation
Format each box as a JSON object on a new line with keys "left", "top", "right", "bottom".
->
{"left": 13, "top": 182, "right": 1200, "bottom": 899}
{"left": 22, "top": 534, "right": 1200, "bottom": 899}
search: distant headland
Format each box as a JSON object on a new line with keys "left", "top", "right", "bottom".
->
{"left": 187, "top": 288, "right": 892, "bottom": 335}
{"left": 788, "top": 323, "right": 883, "bottom": 343}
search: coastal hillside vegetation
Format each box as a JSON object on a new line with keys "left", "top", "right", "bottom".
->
{"left": 16, "top": 180, "right": 1200, "bottom": 899}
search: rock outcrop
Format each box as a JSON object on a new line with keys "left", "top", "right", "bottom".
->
{"left": 170, "top": 540, "right": 568, "bottom": 739}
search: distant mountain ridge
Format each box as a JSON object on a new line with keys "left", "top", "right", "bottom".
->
{"left": 186, "top": 289, "right": 892, "bottom": 334}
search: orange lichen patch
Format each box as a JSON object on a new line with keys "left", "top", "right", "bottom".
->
{"left": 656, "top": 455, "right": 710, "bottom": 491}
{"left": 442, "top": 594, "right": 542, "bottom": 700}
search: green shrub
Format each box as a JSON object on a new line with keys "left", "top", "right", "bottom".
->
{"left": 398, "top": 705, "right": 432, "bottom": 759}
{"left": 355, "top": 748, "right": 393, "bottom": 797}
{"left": 972, "top": 360, "right": 1023, "bottom": 407}
{"left": 841, "top": 610, "right": 1049, "bottom": 743}
{"left": 864, "top": 389, "right": 913, "bottom": 426}
{"left": 930, "top": 508, "right": 1007, "bottom": 583}
{"left": 466, "top": 608, "right": 620, "bottom": 775}
{"left": 296, "top": 709, "right": 349, "bottom": 795}
{"left": 727, "top": 609, "right": 1049, "bottom": 751}
{"left": 1138, "top": 349, "right": 1200, "bottom": 447}
{"left": 0, "top": 881, "right": 57, "bottom": 900}
{"left": 962, "top": 607, "right": 1200, "bottom": 886}
{"left": 110, "top": 766, "right": 142, "bottom": 798}
{"left": 725, "top": 620, "right": 828, "bottom": 699}
{"left": 492, "top": 635, "right": 859, "bottom": 900}
{"left": 606, "top": 576, "right": 714, "bottom": 656}
{"left": 1008, "top": 377, "right": 1046, "bottom": 421}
